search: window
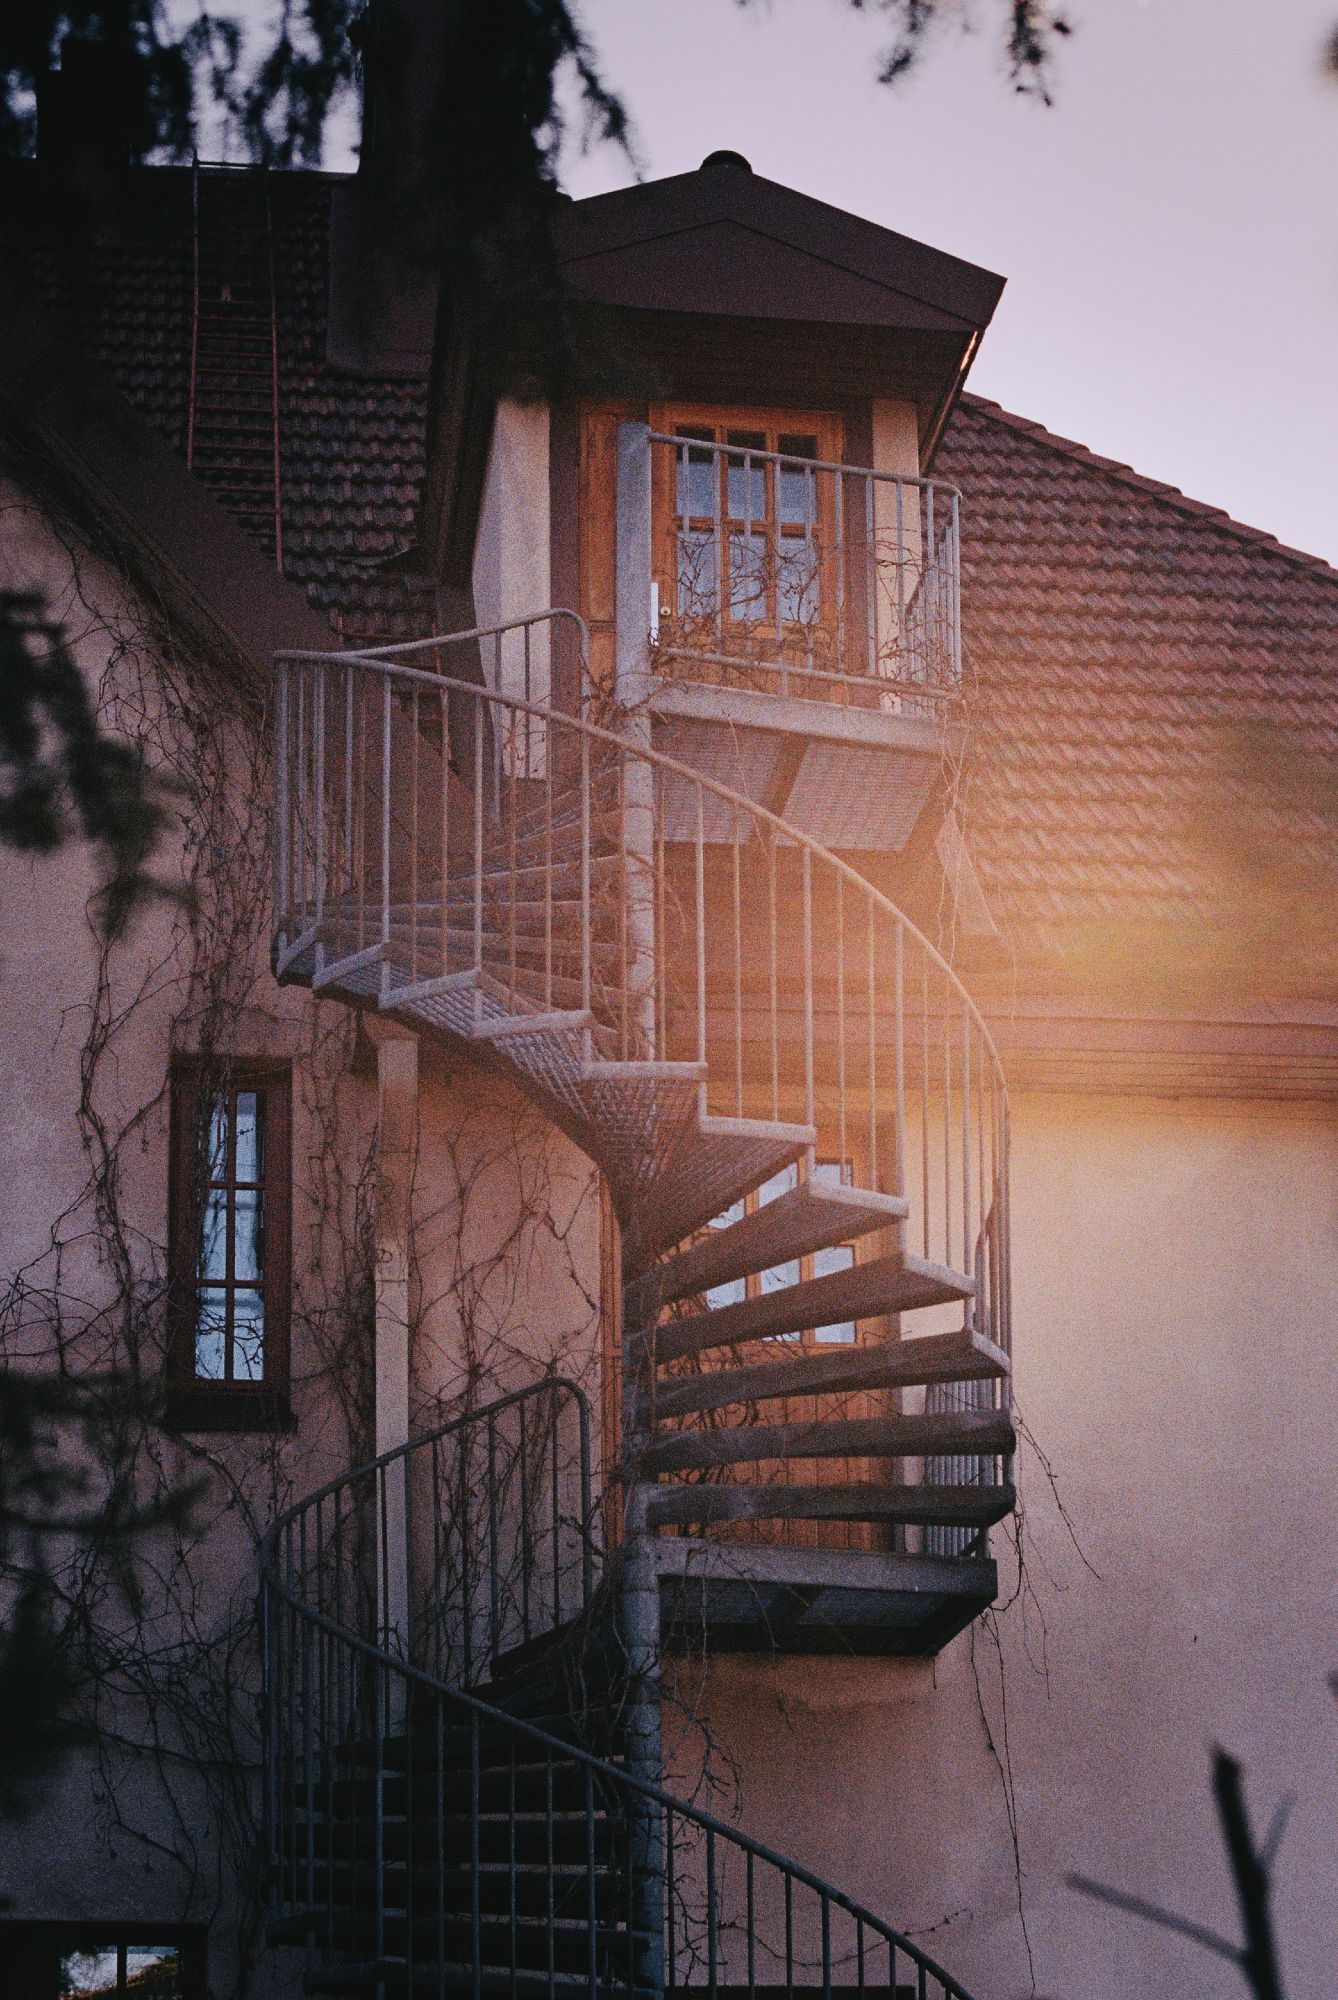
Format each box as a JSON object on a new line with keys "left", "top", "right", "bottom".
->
{"left": 706, "top": 1159, "right": 857, "bottom": 1344}
{"left": 168, "top": 1063, "right": 292, "bottom": 1430}
{"left": 6, "top": 1924, "right": 204, "bottom": 2000}
{"left": 652, "top": 404, "right": 843, "bottom": 652}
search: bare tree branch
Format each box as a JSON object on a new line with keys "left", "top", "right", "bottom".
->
{"left": 1068, "top": 1744, "right": 1294, "bottom": 2000}
{"left": 1065, "top": 1874, "right": 1240, "bottom": 1964}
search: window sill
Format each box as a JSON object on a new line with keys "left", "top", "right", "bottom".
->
{"left": 164, "top": 1388, "right": 296, "bottom": 1434}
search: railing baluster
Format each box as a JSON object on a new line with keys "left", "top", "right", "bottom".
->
{"left": 921, "top": 954, "right": 931, "bottom": 1259}
{"left": 864, "top": 473, "right": 877, "bottom": 680}
{"left": 435, "top": 1701, "right": 446, "bottom": 2000}
{"left": 942, "top": 964, "right": 953, "bottom": 1272}
{"left": 706, "top": 1825, "right": 718, "bottom": 2000}
{"left": 544, "top": 1750, "right": 556, "bottom": 2000}
{"left": 487, "top": 1414, "right": 501, "bottom": 1667}
{"left": 549, "top": 1390, "right": 562, "bottom": 1634}
{"left": 519, "top": 1409, "right": 532, "bottom": 1645}
{"left": 696, "top": 785, "right": 707, "bottom": 1071}
{"left": 895, "top": 476, "right": 907, "bottom": 683}
{"left": 962, "top": 998, "right": 972, "bottom": 1281}
{"left": 746, "top": 1849, "right": 756, "bottom": 2000}
{"left": 470, "top": 1710, "right": 482, "bottom": 2000}
{"left": 836, "top": 869, "right": 847, "bottom": 1173}
{"left": 380, "top": 675, "right": 392, "bottom": 956}
{"left": 894, "top": 920, "right": 906, "bottom": 1207}
{"left": 440, "top": 684, "right": 451, "bottom": 977}
{"left": 769, "top": 834, "right": 780, "bottom": 1122}
{"left": 733, "top": 815, "right": 744, "bottom": 1117}
{"left": 473, "top": 698, "right": 485, "bottom": 1029}
{"left": 274, "top": 656, "right": 290, "bottom": 941}
{"left": 665, "top": 1806, "right": 677, "bottom": 1998}
{"left": 802, "top": 844, "right": 814, "bottom": 1135}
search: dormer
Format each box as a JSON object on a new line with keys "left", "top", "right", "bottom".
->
{"left": 429, "top": 151, "right": 1003, "bottom": 856}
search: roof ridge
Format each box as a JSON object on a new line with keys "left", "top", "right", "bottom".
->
{"left": 957, "top": 392, "right": 1338, "bottom": 585}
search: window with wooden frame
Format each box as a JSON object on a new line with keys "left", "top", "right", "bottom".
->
{"left": 650, "top": 404, "right": 844, "bottom": 672}
{"left": 167, "top": 1062, "right": 292, "bottom": 1430}
{"left": 705, "top": 1159, "right": 857, "bottom": 1342}
{"left": 6, "top": 1922, "right": 206, "bottom": 2000}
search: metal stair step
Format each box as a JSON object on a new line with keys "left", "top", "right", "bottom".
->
{"left": 312, "top": 1907, "right": 645, "bottom": 1974}
{"left": 654, "top": 1251, "right": 974, "bottom": 1363}
{"left": 643, "top": 1476, "right": 1017, "bottom": 1530}
{"left": 469, "top": 1006, "right": 593, "bottom": 1044}
{"left": 388, "top": 921, "right": 619, "bottom": 971}
{"left": 309, "top": 1859, "right": 627, "bottom": 1917}
{"left": 302, "top": 1960, "right": 654, "bottom": 1999}
{"left": 299, "top": 1812, "right": 618, "bottom": 1867}
{"left": 640, "top": 1405, "right": 1015, "bottom": 1477}
{"left": 461, "top": 848, "right": 624, "bottom": 895}
{"left": 332, "top": 1715, "right": 605, "bottom": 1771}
{"left": 645, "top": 1177, "right": 909, "bottom": 1308}
{"left": 625, "top": 1116, "right": 819, "bottom": 1270}
{"left": 299, "top": 1760, "right": 607, "bottom": 1818}
{"left": 649, "top": 1326, "right": 1010, "bottom": 1422}
{"left": 473, "top": 813, "right": 620, "bottom": 849}
{"left": 648, "top": 1488, "right": 1012, "bottom": 1528}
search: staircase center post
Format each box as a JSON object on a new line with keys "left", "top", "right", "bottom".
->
{"left": 370, "top": 1020, "right": 418, "bottom": 1699}
{"left": 616, "top": 421, "right": 658, "bottom": 1060}
{"left": 621, "top": 1473, "right": 667, "bottom": 1998}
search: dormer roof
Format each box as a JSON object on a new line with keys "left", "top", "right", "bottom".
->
{"left": 554, "top": 153, "right": 1003, "bottom": 336}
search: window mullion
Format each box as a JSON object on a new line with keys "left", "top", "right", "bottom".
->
{"left": 223, "top": 1087, "right": 236, "bottom": 1383}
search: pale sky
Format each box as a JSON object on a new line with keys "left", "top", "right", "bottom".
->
{"left": 555, "top": 0, "right": 1338, "bottom": 566}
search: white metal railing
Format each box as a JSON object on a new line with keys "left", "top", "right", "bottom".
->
{"left": 273, "top": 619, "right": 1011, "bottom": 1365}
{"left": 645, "top": 428, "right": 962, "bottom": 705}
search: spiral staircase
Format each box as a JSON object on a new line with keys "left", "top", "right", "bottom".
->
{"left": 264, "top": 609, "right": 1014, "bottom": 1997}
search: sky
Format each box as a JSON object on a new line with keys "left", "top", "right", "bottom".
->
{"left": 550, "top": 0, "right": 1338, "bottom": 566}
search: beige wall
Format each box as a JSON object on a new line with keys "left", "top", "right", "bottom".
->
{"left": 664, "top": 1089, "right": 1338, "bottom": 2000}
{"left": 0, "top": 479, "right": 601, "bottom": 1993}
{"left": 471, "top": 396, "right": 553, "bottom": 710}
{"left": 409, "top": 1053, "right": 603, "bottom": 1416}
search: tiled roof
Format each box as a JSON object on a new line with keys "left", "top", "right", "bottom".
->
{"left": 6, "top": 166, "right": 435, "bottom": 644}
{"left": 9, "top": 167, "right": 1336, "bottom": 985}
{"left": 936, "top": 395, "right": 1338, "bottom": 991}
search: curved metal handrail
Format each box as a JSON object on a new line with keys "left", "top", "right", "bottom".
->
{"left": 275, "top": 628, "right": 1011, "bottom": 1361}
{"left": 261, "top": 1379, "right": 979, "bottom": 2000}
{"left": 278, "top": 627, "right": 1001, "bottom": 1070}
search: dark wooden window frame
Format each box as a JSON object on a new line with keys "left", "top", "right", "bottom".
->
{"left": 650, "top": 400, "right": 845, "bottom": 646}
{"left": 167, "top": 1058, "right": 294, "bottom": 1433}
{"left": 708, "top": 1155, "right": 859, "bottom": 1346}
{"left": 5, "top": 1921, "right": 207, "bottom": 2000}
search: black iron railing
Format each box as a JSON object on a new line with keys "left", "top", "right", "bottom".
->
{"left": 261, "top": 1379, "right": 980, "bottom": 2000}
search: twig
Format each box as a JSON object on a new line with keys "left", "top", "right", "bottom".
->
{"left": 1068, "top": 1744, "right": 1289, "bottom": 2000}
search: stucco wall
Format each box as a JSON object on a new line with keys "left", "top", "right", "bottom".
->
{"left": 0, "top": 480, "right": 598, "bottom": 1994}
{"left": 410, "top": 1057, "right": 599, "bottom": 1404}
{"left": 471, "top": 396, "right": 553, "bottom": 707}
{"left": 0, "top": 477, "right": 381, "bottom": 1993}
{"left": 663, "top": 1089, "right": 1338, "bottom": 2000}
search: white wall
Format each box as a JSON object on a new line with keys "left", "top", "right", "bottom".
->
{"left": 471, "top": 397, "right": 553, "bottom": 710}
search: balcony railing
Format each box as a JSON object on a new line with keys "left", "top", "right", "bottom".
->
{"left": 645, "top": 428, "right": 962, "bottom": 708}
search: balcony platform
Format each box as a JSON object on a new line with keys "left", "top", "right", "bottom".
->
{"left": 649, "top": 675, "right": 952, "bottom": 853}
{"left": 655, "top": 1537, "right": 997, "bottom": 1658}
